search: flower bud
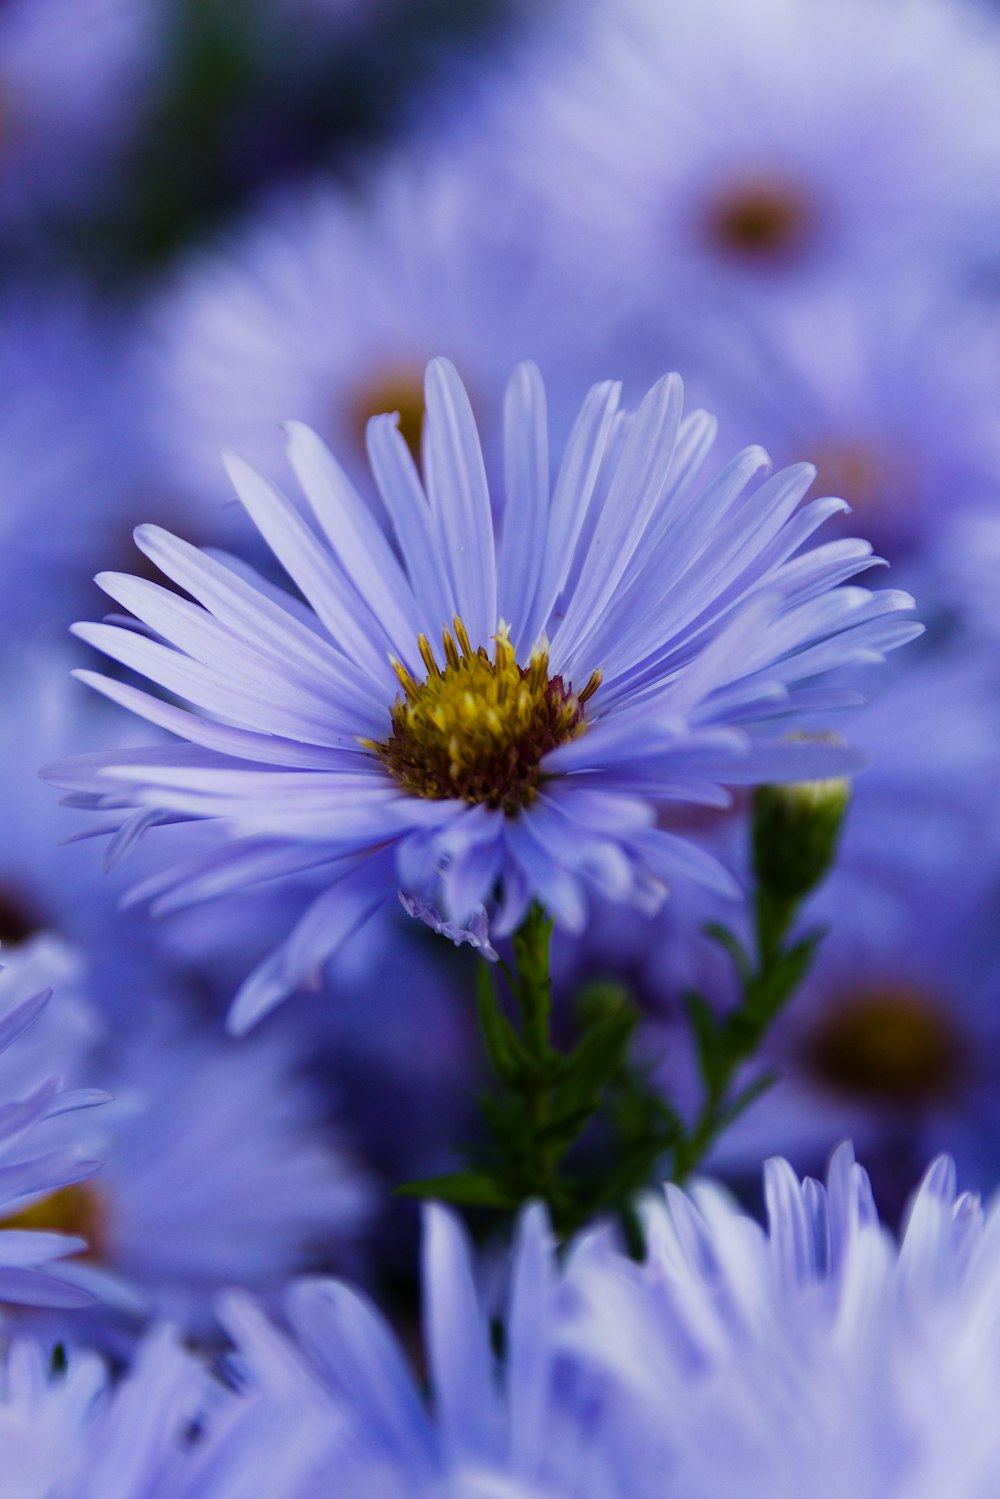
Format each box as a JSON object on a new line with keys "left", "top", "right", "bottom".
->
{"left": 752, "top": 774, "right": 851, "bottom": 904}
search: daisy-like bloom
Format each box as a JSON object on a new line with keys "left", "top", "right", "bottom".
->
{"left": 480, "top": 0, "right": 1000, "bottom": 307}
{"left": 51, "top": 360, "right": 919, "bottom": 1030}
{"left": 211, "top": 1143, "right": 1000, "bottom": 1497}
{"left": 679, "top": 279, "right": 1000, "bottom": 568}
{"left": 0, "top": 951, "right": 107, "bottom": 1310}
{"left": 143, "top": 151, "right": 648, "bottom": 508}
{"left": 637, "top": 648, "right": 1000, "bottom": 1201}
{"left": 0, "top": 944, "right": 372, "bottom": 1348}
{"left": 0, "top": 1325, "right": 243, "bottom": 1496}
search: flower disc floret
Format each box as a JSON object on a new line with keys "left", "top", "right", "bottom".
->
{"left": 368, "top": 619, "right": 599, "bottom": 815}
{"left": 705, "top": 177, "right": 815, "bottom": 261}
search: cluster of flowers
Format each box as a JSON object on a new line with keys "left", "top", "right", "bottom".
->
{"left": 3, "top": 0, "right": 1000, "bottom": 1485}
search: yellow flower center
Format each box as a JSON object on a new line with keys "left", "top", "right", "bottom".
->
{"left": 350, "top": 364, "right": 427, "bottom": 464}
{"left": 2, "top": 1182, "right": 108, "bottom": 1261}
{"left": 367, "top": 618, "right": 600, "bottom": 816}
{"left": 704, "top": 177, "right": 814, "bottom": 261}
{"left": 803, "top": 985, "right": 965, "bottom": 1107}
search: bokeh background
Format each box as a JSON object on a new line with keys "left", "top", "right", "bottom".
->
{"left": 4, "top": 0, "right": 1000, "bottom": 1352}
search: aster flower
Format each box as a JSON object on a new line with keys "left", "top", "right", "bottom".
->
{"left": 618, "top": 648, "right": 1000, "bottom": 1199}
{"left": 143, "top": 150, "right": 648, "bottom": 508}
{"left": 479, "top": 0, "right": 1000, "bottom": 307}
{"left": 0, "top": 942, "right": 372, "bottom": 1348}
{"left": 0, "top": 1325, "right": 241, "bottom": 1496}
{"left": 52, "top": 360, "right": 919, "bottom": 1029}
{"left": 213, "top": 1142, "right": 1000, "bottom": 1497}
{"left": 678, "top": 279, "right": 1000, "bottom": 569}
{"left": 0, "top": 951, "right": 107, "bottom": 1310}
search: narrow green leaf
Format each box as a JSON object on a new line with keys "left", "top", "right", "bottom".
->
{"left": 704, "top": 922, "right": 752, "bottom": 981}
{"left": 715, "top": 1070, "right": 779, "bottom": 1134}
{"left": 394, "top": 1172, "right": 518, "bottom": 1209}
{"left": 476, "top": 963, "right": 531, "bottom": 1085}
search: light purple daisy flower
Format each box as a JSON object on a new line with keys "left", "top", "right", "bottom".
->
{"left": 50, "top": 360, "right": 920, "bottom": 1030}
{"left": 677, "top": 279, "right": 1000, "bottom": 570}
{"left": 477, "top": 0, "right": 1000, "bottom": 307}
{"left": 214, "top": 1143, "right": 1000, "bottom": 1497}
{"left": 143, "top": 149, "right": 647, "bottom": 511}
{"left": 0, "top": 948, "right": 107, "bottom": 1311}
{"left": 0, "top": 1324, "right": 242, "bottom": 1496}
{"left": 0, "top": 947, "right": 372, "bottom": 1349}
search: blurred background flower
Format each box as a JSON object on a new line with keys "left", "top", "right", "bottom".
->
{"left": 0, "top": 0, "right": 999, "bottom": 1476}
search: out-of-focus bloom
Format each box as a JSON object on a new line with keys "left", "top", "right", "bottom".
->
{"left": 483, "top": 0, "right": 1000, "bottom": 306}
{"left": 0, "top": 292, "right": 147, "bottom": 642}
{"left": 681, "top": 281, "right": 1000, "bottom": 568}
{"left": 144, "top": 153, "right": 648, "bottom": 506}
{"left": 693, "top": 651, "right": 1000, "bottom": 1196}
{"left": 555, "top": 646, "right": 1000, "bottom": 1190}
{"left": 50, "top": 360, "right": 919, "bottom": 1028}
{"left": 0, "top": 0, "right": 155, "bottom": 226}
{"left": 0, "top": 1325, "right": 239, "bottom": 1496}
{"left": 0, "top": 952, "right": 106, "bottom": 1309}
{"left": 0, "top": 940, "right": 371, "bottom": 1346}
{"left": 215, "top": 1144, "right": 1000, "bottom": 1497}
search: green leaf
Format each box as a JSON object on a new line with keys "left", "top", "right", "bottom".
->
{"left": 683, "top": 990, "right": 726, "bottom": 1090}
{"left": 552, "top": 1004, "right": 636, "bottom": 1114}
{"left": 476, "top": 964, "right": 531, "bottom": 1085}
{"left": 704, "top": 922, "right": 752, "bottom": 981}
{"left": 394, "top": 1172, "right": 519, "bottom": 1209}
{"left": 715, "top": 1070, "right": 778, "bottom": 1134}
{"left": 749, "top": 930, "right": 824, "bottom": 1020}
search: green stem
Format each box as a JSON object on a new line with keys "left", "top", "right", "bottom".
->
{"left": 399, "top": 903, "right": 682, "bottom": 1239}
{"left": 675, "top": 892, "right": 805, "bottom": 1183}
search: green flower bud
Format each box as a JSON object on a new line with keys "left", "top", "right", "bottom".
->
{"left": 752, "top": 773, "right": 851, "bottom": 904}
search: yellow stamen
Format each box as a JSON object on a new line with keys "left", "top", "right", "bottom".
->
{"left": 370, "top": 617, "right": 602, "bottom": 815}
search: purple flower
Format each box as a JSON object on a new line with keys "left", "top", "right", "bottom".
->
{"left": 477, "top": 0, "right": 1000, "bottom": 308}
{"left": 214, "top": 1144, "right": 1000, "bottom": 1497}
{"left": 0, "top": 948, "right": 107, "bottom": 1309}
{"left": 143, "top": 151, "right": 645, "bottom": 509}
{"left": 0, "top": 940, "right": 373, "bottom": 1348}
{"left": 49, "top": 359, "right": 919, "bottom": 1030}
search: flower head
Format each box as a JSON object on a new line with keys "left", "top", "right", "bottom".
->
{"left": 214, "top": 1144, "right": 1000, "bottom": 1498}
{"left": 0, "top": 946, "right": 108, "bottom": 1309}
{"left": 144, "top": 152, "right": 644, "bottom": 506}
{"left": 0, "top": 944, "right": 372, "bottom": 1347}
{"left": 481, "top": 0, "right": 1000, "bottom": 306}
{"left": 0, "top": 1325, "right": 241, "bottom": 1495}
{"left": 685, "top": 279, "right": 1000, "bottom": 568}
{"left": 50, "top": 359, "right": 920, "bottom": 1029}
